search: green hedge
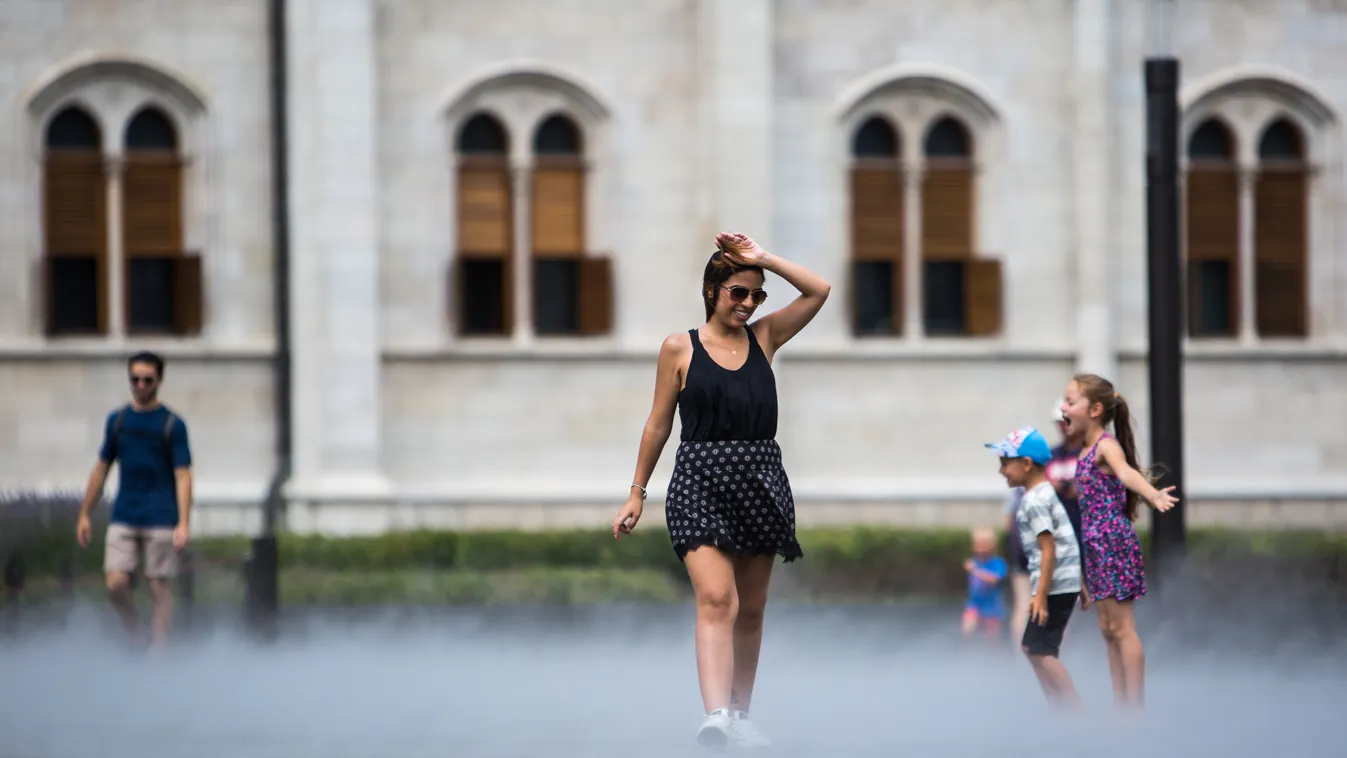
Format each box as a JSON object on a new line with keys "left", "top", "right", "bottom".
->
{"left": 14, "top": 525, "right": 1347, "bottom": 575}
{"left": 7, "top": 526, "right": 1345, "bottom": 605}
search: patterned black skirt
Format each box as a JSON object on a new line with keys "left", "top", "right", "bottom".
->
{"left": 665, "top": 439, "right": 803, "bottom": 563}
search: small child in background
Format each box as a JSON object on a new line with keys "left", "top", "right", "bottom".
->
{"left": 961, "top": 527, "right": 1008, "bottom": 639}
{"left": 986, "top": 426, "right": 1082, "bottom": 706}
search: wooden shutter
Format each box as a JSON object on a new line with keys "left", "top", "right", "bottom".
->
{"left": 173, "top": 254, "right": 204, "bottom": 336}
{"left": 577, "top": 256, "right": 614, "bottom": 335}
{"left": 850, "top": 165, "right": 903, "bottom": 261}
{"left": 43, "top": 153, "right": 107, "bottom": 334}
{"left": 1185, "top": 166, "right": 1239, "bottom": 262}
{"left": 922, "top": 167, "right": 974, "bottom": 259}
{"left": 531, "top": 162, "right": 584, "bottom": 257}
{"left": 456, "top": 159, "right": 511, "bottom": 257}
{"left": 1254, "top": 168, "right": 1308, "bottom": 336}
{"left": 44, "top": 153, "right": 106, "bottom": 256}
{"left": 1185, "top": 165, "right": 1240, "bottom": 336}
{"left": 1254, "top": 259, "right": 1306, "bottom": 336}
{"left": 123, "top": 154, "right": 183, "bottom": 255}
{"left": 963, "top": 258, "right": 1002, "bottom": 336}
{"left": 851, "top": 162, "right": 904, "bottom": 334}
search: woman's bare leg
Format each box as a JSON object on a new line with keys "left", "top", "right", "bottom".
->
{"left": 729, "top": 555, "right": 774, "bottom": 713}
{"left": 684, "top": 546, "right": 739, "bottom": 713}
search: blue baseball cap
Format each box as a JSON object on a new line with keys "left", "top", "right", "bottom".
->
{"left": 985, "top": 426, "right": 1052, "bottom": 466}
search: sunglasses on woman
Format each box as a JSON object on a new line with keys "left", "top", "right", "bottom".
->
{"left": 721, "top": 285, "right": 768, "bottom": 306}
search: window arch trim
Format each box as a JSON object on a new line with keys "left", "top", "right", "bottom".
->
{"left": 1181, "top": 66, "right": 1339, "bottom": 169}
{"left": 440, "top": 63, "right": 613, "bottom": 128}
{"left": 832, "top": 63, "right": 1002, "bottom": 132}
{"left": 25, "top": 54, "right": 207, "bottom": 125}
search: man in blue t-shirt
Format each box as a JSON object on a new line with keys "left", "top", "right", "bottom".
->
{"left": 76, "top": 352, "right": 193, "bottom": 649}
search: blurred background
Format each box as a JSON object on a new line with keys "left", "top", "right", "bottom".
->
{"left": 2, "top": 1, "right": 1347, "bottom": 758}
{"left": 0, "top": 3, "right": 1346, "bottom": 754}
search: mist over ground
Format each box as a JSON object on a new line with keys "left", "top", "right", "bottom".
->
{"left": 2, "top": 593, "right": 1343, "bottom": 758}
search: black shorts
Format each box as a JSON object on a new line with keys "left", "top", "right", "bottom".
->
{"left": 1021, "top": 592, "right": 1078, "bottom": 657}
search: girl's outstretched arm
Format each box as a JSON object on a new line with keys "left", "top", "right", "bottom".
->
{"left": 1097, "top": 438, "right": 1178, "bottom": 511}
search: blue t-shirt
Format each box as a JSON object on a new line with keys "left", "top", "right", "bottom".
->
{"left": 98, "top": 405, "right": 191, "bottom": 528}
{"left": 965, "top": 555, "right": 1008, "bottom": 617}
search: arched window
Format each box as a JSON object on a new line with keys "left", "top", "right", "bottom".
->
{"left": 1184, "top": 118, "right": 1239, "bottom": 338}
{"left": 454, "top": 113, "right": 512, "bottom": 336}
{"left": 530, "top": 114, "right": 608, "bottom": 336}
{"left": 532, "top": 115, "right": 582, "bottom": 155}
{"left": 446, "top": 74, "right": 616, "bottom": 342}
{"left": 32, "top": 62, "right": 207, "bottom": 340}
{"left": 121, "top": 107, "right": 195, "bottom": 335}
{"left": 849, "top": 116, "right": 903, "bottom": 336}
{"left": 125, "top": 107, "right": 178, "bottom": 150}
{"left": 921, "top": 116, "right": 996, "bottom": 336}
{"left": 1254, "top": 119, "right": 1308, "bottom": 336}
{"left": 852, "top": 117, "right": 899, "bottom": 158}
{"left": 42, "top": 106, "right": 106, "bottom": 335}
{"left": 457, "top": 112, "right": 509, "bottom": 155}
{"left": 923, "top": 117, "right": 971, "bottom": 159}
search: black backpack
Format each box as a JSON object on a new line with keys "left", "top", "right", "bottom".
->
{"left": 108, "top": 405, "right": 179, "bottom": 471}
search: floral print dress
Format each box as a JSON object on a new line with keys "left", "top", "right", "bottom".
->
{"left": 1075, "top": 433, "right": 1147, "bottom": 602}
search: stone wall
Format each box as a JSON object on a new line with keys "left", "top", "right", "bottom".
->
{"left": 0, "top": 0, "right": 1344, "bottom": 536}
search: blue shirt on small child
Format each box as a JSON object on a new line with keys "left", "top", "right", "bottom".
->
{"left": 965, "top": 555, "right": 1008, "bottom": 618}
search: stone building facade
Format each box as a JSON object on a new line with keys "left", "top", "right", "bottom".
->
{"left": 1, "top": 0, "right": 1345, "bottom": 535}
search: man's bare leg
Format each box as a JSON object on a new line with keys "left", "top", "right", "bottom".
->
{"left": 105, "top": 571, "right": 141, "bottom": 640}
{"left": 147, "top": 579, "right": 174, "bottom": 649}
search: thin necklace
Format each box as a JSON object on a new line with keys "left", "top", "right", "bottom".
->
{"left": 703, "top": 329, "right": 746, "bottom": 355}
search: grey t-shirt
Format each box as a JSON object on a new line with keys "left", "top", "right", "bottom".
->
{"left": 1015, "top": 482, "right": 1082, "bottom": 596}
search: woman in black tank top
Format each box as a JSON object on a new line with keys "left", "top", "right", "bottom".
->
{"left": 612, "top": 232, "right": 830, "bottom": 749}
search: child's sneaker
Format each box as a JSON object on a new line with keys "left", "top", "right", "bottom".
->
{"left": 696, "top": 708, "right": 733, "bottom": 749}
{"left": 730, "top": 710, "right": 771, "bottom": 749}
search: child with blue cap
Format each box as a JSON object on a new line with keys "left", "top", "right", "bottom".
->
{"left": 986, "top": 426, "right": 1084, "bottom": 705}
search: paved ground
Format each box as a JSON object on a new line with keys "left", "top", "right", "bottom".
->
{"left": 2, "top": 601, "right": 1345, "bottom": 758}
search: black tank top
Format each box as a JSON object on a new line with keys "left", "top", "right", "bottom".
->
{"left": 678, "top": 327, "right": 778, "bottom": 442}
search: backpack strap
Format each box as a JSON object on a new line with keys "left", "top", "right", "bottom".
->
{"left": 107, "top": 405, "right": 131, "bottom": 462}
{"left": 162, "top": 410, "right": 178, "bottom": 472}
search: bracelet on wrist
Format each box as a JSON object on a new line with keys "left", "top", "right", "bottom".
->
{"left": 630, "top": 484, "right": 647, "bottom": 501}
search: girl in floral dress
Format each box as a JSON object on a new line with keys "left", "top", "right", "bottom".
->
{"left": 1059, "top": 374, "right": 1178, "bottom": 707}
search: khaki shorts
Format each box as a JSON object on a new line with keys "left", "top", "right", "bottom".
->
{"left": 104, "top": 523, "right": 179, "bottom": 579}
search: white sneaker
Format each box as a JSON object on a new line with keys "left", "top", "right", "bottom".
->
{"left": 696, "top": 708, "right": 734, "bottom": 749}
{"left": 730, "top": 710, "right": 772, "bottom": 750}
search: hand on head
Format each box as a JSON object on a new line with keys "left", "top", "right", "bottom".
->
{"left": 715, "top": 232, "right": 766, "bottom": 265}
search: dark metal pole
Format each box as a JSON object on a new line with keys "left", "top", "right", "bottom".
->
{"left": 1144, "top": 57, "right": 1187, "bottom": 584}
{"left": 263, "top": 0, "right": 291, "bottom": 541}
{"left": 246, "top": 0, "right": 290, "bottom": 638}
